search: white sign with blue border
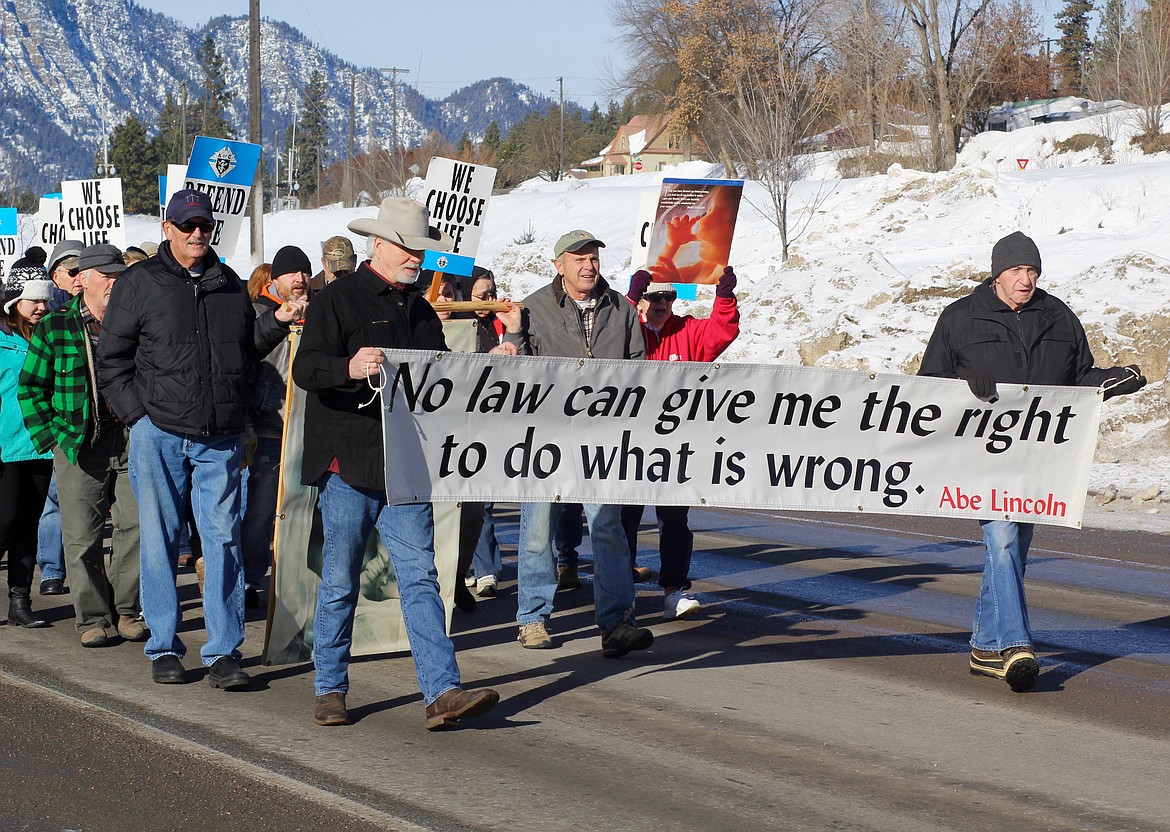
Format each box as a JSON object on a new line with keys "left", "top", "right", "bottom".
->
{"left": 183, "top": 137, "right": 262, "bottom": 258}
{"left": 0, "top": 207, "right": 19, "bottom": 283}
{"left": 36, "top": 195, "right": 65, "bottom": 249}
{"left": 420, "top": 157, "right": 496, "bottom": 277}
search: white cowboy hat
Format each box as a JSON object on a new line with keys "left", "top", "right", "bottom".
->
{"left": 347, "top": 197, "right": 452, "bottom": 252}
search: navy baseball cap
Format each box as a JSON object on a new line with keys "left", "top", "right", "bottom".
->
{"left": 166, "top": 189, "right": 214, "bottom": 224}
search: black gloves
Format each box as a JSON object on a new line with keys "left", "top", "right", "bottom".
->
{"left": 962, "top": 369, "right": 998, "bottom": 402}
{"left": 1102, "top": 365, "right": 1146, "bottom": 400}
{"left": 627, "top": 270, "right": 652, "bottom": 303}
{"left": 716, "top": 266, "right": 737, "bottom": 298}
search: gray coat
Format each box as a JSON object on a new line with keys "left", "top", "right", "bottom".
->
{"left": 520, "top": 275, "right": 645, "bottom": 360}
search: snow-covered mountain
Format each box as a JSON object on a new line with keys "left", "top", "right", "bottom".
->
{"left": 0, "top": 0, "right": 555, "bottom": 192}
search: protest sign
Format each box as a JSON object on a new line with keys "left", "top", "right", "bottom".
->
{"left": 420, "top": 157, "right": 497, "bottom": 277}
{"left": 377, "top": 351, "right": 1103, "bottom": 529}
{"left": 35, "top": 196, "right": 65, "bottom": 249}
{"left": 61, "top": 178, "right": 126, "bottom": 248}
{"left": 0, "top": 208, "right": 17, "bottom": 282}
{"left": 263, "top": 329, "right": 460, "bottom": 666}
{"left": 183, "top": 136, "right": 262, "bottom": 258}
{"left": 645, "top": 178, "right": 743, "bottom": 288}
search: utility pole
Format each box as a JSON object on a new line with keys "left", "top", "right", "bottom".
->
{"left": 380, "top": 67, "right": 410, "bottom": 194}
{"left": 180, "top": 81, "right": 188, "bottom": 161}
{"left": 557, "top": 76, "right": 565, "bottom": 181}
{"left": 248, "top": 0, "right": 264, "bottom": 265}
{"left": 287, "top": 113, "right": 298, "bottom": 206}
{"left": 273, "top": 128, "right": 280, "bottom": 212}
{"left": 346, "top": 72, "right": 355, "bottom": 207}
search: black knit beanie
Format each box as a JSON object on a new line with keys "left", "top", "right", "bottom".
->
{"left": 991, "top": 232, "right": 1041, "bottom": 279}
{"left": 271, "top": 245, "right": 312, "bottom": 278}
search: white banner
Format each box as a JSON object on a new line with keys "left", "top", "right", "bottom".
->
{"left": 61, "top": 178, "right": 126, "bottom": 248}
{"left": 35, "top": 197, "right": 66, "bottom": 249}
{"left": 377, "top": 351, "right": 1105, "bottom": 528}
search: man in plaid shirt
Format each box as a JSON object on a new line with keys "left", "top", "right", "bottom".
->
{"left": 18, "top": 244, "right": 143, "bottom": 648}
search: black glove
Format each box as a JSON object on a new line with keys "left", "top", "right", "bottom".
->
{"left": 715, "top": 266, "right": 737, "bottom": 298}
{"left": 962, "top": 369, "right": 998, "bottom": 402}
{"left": 1102, "top": 364, "right": 1146, "bottom": 400}
{"left": 627, "top": 270, "right": 652, "bottom": 303}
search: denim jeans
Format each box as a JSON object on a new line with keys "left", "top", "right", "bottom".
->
{"left": 621, "top": 504, "right": 694, "bottom": 590}
{"left": 36, "top": 471, "right": 66, "bottom": 582}
{"left": 313, "top": 473, "right": 460, "bottom": 704}
{"left": 554, "top": 502, "right": 584, "bottom": 567}
{"left": 472, "top": 503, "right": 503, "bottom": 580}
{"left": 518, "top": 502, "right": 635, "bottom": 632}
{"left": 129, "top": 416, "right": 245, "bottom": 665}
{"left": 241, "top": 436, "right": 282, "bottom": 589}
{"left": 972, "top": 519, "right": 1034, "bottom": 651}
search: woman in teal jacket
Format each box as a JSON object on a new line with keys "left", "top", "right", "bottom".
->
{"left": 1, "top": 275, "right": 54, "bottom": 628}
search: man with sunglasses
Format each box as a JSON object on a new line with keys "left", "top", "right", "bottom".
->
{"left": 920, "top": 231, "right": 1146, "bottom": 692}
{"left": 46, "top": 239, "right": 85, "bottom": 312}
{"left": 622, "top": 267, "right": 740, "bottom": 620}
{"left": 98, "top": 189, "right": 295, "bottom": 688}
{"left": 19, "top": 244, "right": 144, "bottom": 648}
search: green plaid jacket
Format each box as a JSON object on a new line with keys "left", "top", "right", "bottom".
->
{"left": 18, "top": 295, "right": 99, "bottom": 465}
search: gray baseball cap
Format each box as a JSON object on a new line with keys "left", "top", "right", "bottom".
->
{"left": 553, "top": 229, "right": 605, "bottom": 259}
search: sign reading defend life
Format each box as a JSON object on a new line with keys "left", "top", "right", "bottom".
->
{"left": 0, "top": 207, "right": 18, "bottom": 283}
{"left": 184, "top": 136, "right": 262, "bottom": 258}
{"left": 61, "top": 178, "right": 126, "bottom": 248}
{"left": 421, "top": 156, "right": 496, "bottom": 277}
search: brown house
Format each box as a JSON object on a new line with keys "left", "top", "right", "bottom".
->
{"left": 577, "top": 115, "right": 705, "bottom": 178}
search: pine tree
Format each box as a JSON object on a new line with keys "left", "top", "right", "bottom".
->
{"left": 482, "top": 121, "right": 503, "bottom": 155}
{"left": 294, "top": 69, "right": 329, "bottom": 204}
{"left": 152, "top": 87, "right": 196, "bottom": 166}
{"left": 107, "top": 115, "right": 159, "bottom": 214}
{"left": 1056, "top": 0, "right": 1095, "bottom": 94}
{"left": 195, "top": 35, "right": 236, "bottom": 139}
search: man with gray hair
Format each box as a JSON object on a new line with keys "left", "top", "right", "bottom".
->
{"left": 514, "top": 229, "right": 654, "bottom": 658}
{"left": 293, "top": 196, "right": 499, "bottom": 730}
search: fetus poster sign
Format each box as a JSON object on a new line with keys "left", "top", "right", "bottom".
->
{"left": 645, "top": 178, "right": 743, "bottom": 288}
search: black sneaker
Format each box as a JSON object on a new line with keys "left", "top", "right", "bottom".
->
{"left": 151, "top": 655, "right": 187, "bottom": 685}
{"left": 208, "top": 656, "right": 251, "bottom": 691}
{"left": 601, "top": 621, "right": 654, "bottom": 658}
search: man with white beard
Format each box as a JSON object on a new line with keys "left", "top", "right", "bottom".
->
{"left": 293, "top": 197, "right": 500, "bottom": 730}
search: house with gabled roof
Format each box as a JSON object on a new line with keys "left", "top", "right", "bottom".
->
{"left": 574, "top": 114, "right": 706, "bottom": 178}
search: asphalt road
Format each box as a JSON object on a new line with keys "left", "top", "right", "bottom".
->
{"left": 2, "top": 505, "right": 1168, "bottom": 831}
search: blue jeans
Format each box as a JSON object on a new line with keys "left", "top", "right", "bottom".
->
{"left": 555, "top": 502, "right": 584, "bottom": 566}
{"left": 518, "top": 502, "right": 635, "bottom": 633}
{"left": 129, "top": 416, "right": 245, "bottom": 665}
{"left": 241, "top": 436, "right": 281, "bottom": 589}
{"left": 313, "top": 473, "right": 460, "bottom": 704}
{"left": 472, "top": 503, "right": 503, "bottom": 580}
{"left": 972, "top": 520, "right": 1034, "bottom": 652}
{"left": 36, "top": 471, "right": 66, "bottom": 582}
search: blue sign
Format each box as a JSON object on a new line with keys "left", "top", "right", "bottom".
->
{"left": 185, "top": 136, "right": 262, "bottom": 186}
{"left": 422, "top": 249, "right": 475, "bottom": 277}
{"left": 158, "top": 175, "right": 167, "bottom": 208}
{"left": 0, "top": 207, "right": 17, "bottom": 236}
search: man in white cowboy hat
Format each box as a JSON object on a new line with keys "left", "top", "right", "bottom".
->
{"left": 293, "top": 196, "right": 500, "bottom": 730}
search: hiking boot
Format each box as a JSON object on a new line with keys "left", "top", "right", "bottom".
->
{"left": 601, "top": 621, "right": 654, "bottom": 658}
{"left": 116, "top": 614, "right": 148, "bottom": 642}
{"left": 424, "top": 687, "right": 499, "bottom": 731}
{"left": 664, "top": 590, "right": 701, "bottom": 620}
{"left": 557, "top": 564, "right": 582, "bottom": 590}
{"left": 314, "top": 692, "right": 349, "bottom": 726}
{"left": 970, "top": 646, "right": 1039, "bottom": 692}
{"left": 518, "top": 621, "right": 553, "bottom": 649}
{"left": 81, "top": 625, "right": 116, "bottom": 648}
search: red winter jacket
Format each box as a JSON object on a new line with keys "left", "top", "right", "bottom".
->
{"left": 639, "top": 295, "right": 740, "bottom": 362}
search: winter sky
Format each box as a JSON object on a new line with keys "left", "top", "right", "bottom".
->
{"left": 134, "top": 0, "right": 628, "bottom": 108}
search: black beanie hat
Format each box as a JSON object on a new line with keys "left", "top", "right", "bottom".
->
{"left": 991, "top": 232, "right": 1042, "bottom": 279}
{"left": 271, "top": 245, "right": 312, "bottom": 279}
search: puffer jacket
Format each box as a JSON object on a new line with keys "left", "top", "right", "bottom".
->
{"left": 919, "top": 278, "right": 1112, "bottom": 388}
{"left": 521, "top": 275, "right": 644, "bottom": 360}
{"left": 98, "top": 241, "right": 289, "bottom": 435}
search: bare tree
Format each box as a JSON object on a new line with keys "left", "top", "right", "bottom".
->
{"left": 900, "top": 0, "right": 1004, "bottom": 170}
{"left": 1121, "top": 0, "right": 1170, "bottom": 138}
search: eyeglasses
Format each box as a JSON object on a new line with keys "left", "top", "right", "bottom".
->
{"left": 66, "top": 267, "right": 80, "bottom": 277}
{"left": 645, "top": 292, "right": 677, "bottom": 303}
{"left": 471, "top": 292, "right": 497, "bottom": 301}
{"left": 172, "top": 219, "right": 215, "bottom": 234}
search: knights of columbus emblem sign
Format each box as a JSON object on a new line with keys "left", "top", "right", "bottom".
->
{"left": 210, "top": 146, "right": 237, "bottom": 179}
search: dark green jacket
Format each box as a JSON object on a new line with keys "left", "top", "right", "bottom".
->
{"left": 18, "top": 294, "right": 99, "bottom": 465}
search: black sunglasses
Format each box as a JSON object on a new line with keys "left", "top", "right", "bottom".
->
{"left": 172, "top": 219, "right": 215, "bottom": 234}
{"left": 66, "top": 267, "right": 80, "bottom": 277}
{"left": 645, "top": 291, "right": 677, "bottom": 302}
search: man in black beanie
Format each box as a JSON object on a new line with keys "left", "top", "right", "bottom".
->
{"left": 919, "top": 231, "right": 1146, "bottom": 692}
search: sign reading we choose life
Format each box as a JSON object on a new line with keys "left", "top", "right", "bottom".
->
{"left": 421, "top": 156, "right": 497, "bottom": 277}
{"left": 61, "top": 178, "right": 126, "bottom": 248}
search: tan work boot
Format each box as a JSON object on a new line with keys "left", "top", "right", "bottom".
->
{"left": 80, "top": 625, "right": 116, "bottom": 648}
{"left": 116, "top": 613, "right": 148, "bottom": 642}
{"left": 517, "top": 621, "right": 553, "bottom": 649}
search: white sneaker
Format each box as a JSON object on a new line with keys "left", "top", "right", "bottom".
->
{"left": 664, "top": 590, "right": 700, "bottom": 620}
{"left": 476, "top": 575, "right": 498, "bottom": 597}
{"left": 464, "top": 572, "right": 477, "bottom": 587}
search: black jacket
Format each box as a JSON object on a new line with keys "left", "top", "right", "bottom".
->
{"left": 292, "top": 262, "right": 447, "bottom": 491}
{"left": 919, "top": 278, "right": 1111, "bottom": 388}
{"left": 98, "top": 242, "right": 288, "bottom": 435}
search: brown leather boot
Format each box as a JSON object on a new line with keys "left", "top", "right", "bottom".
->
{"left": 314, "top": 692, "right": 349, "bottom": 726}
{"left": 424, "top": 687, "right": 499, "bottom": 731}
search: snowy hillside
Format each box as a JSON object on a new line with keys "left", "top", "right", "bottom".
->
{"left": 112, "top": 112, "right": 1170, "bottom": 529}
